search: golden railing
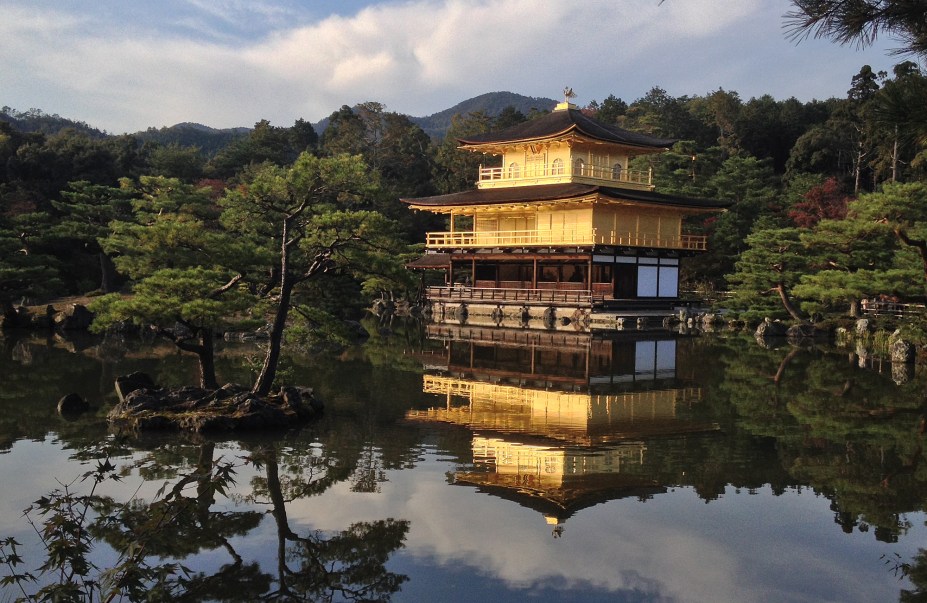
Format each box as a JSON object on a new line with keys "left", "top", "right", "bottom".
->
{"left": 426, "top": 228, "right": 592, "bottom": 247}
{"left": 597, "top": 232, "right": 708, "bottom": 251}
{"left": 424, "top": 228, "right": 707, "bottom": 251}
{"left": 479, "top": 164, "right": 653, "bottom": 188}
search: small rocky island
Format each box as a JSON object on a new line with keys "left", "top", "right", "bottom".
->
{"left": 108, "top": 372, "right": 323, "bottom": 432}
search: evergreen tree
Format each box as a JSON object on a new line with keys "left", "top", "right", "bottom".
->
{"left": 492, "top": 105, "right": 527, "bottom": 130}
{"left": 698, "top": 156, "right": 784, "bottom": 283}
{"left": 794, "top": 215, "right": 910, "bottom": 316}
{"left": 0, "top": 211, "right": 62, "bottom": 308}
{"left": 433, "top": 111, "right": 494, "bottom": 194}
{"left": 849, "top": 181, "right": 927, "bottom": 294}
{"left": 319, "top": 106, "right": 368, "bottom": 158}
{"left": 871, "top": 61, "right": 927, "bottom": 182}
{"left": 220, "top": 153, "right": 407, "bottom": 395}
{"left": 727, "top": 224, "right": 808, "bottom": 321}
{"left": 688, "top": 88, "right": 743, "bottom": 158}
{"left": 207, "top": 119, "right": 311, "bottom": 179}
{"left": 92, "top": 176, "right": 254, "bottom": 389}
{"left": 786, "top": 0, "right": 927, "bottom": 58}
{"left": 51, "top": 181, "right": 134, "bottom": 293}
{"left": 624, "top": 87, "right": 710, "bottom": 143}
{"left": 145, "top": 143, "right": 206, "bottom": 182}
{"left": 587, "top": 94, "right": 627, "bottom": 125}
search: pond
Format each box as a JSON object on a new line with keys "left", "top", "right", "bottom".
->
{"left": 1, "top": 322, "right": 926, "bottom": 602}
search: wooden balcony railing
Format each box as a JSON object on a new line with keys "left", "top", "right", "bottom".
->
{"left": 597, "top": 232, "right": 708, "bottom": 251}
{"left": 861, "top": 300, "right": 925, "bottom": 317}
{"left": 425, "top": 228, "right": 707, "bottom": 251}
{"left": 427, "top": 285, "right": 603, "bottom": 306}
{"left": 479, "top": 163, "right": 653, "bottom": 188}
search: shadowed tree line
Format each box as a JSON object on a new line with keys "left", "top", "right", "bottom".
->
{"left": 4, "top": 60, "right": 927, "bottom": 308}
{"left": 3, "top": 3, "right": 927, "bottom": 385}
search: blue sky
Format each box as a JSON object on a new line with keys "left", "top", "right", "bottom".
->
{"left": 0, "top": 0, "right": 909, "bottom": 134}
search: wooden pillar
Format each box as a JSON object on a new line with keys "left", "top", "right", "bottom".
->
{"left": 611, "top": 251, "right": 617, "bottom": 298}
{"left": 532, "top": 258, "right": 538, "bottom": 289}
{"left": 587, "top": 255, "right": 593, "bottom": 291}
{"left": 471, "top": 257, "right": 476, "bottom": 285}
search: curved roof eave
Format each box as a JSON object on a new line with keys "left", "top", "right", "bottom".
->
{"left": 457, "top": 108, "right": 676, "bottom": 150}
{"left": 401, "top": 183, "right": 731, "bottom": 211}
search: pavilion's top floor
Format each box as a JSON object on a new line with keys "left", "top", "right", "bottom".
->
{"left": 458, "top": 102, "right": 676, "bottom": 192}
{"left": 401, "top": 101, "right": 729, "bottom": 253}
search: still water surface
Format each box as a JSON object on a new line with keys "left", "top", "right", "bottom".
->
{"left": 1, "top": 323, "right": 925, "bottom": 602}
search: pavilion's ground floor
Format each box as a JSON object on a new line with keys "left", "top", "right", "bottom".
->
{"left": 412, "top": 247, "right": 703, "bottom": 331}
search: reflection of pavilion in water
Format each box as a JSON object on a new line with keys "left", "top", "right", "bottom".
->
{"left": 406, "top": 325, "right": 719, "bottom": 529}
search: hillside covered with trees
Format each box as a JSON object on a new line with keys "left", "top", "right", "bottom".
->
{"left": 3, "top": 51, "right": 927, "bottom": 332}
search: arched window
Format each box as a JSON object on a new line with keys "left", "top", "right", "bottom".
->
{"left": 508, "top": 162, "right": 521, "bottom": 179}
{"left": 612, "top": 162, "right": 623, "bottom": 180}
{"left": 573, "top": 158, "right": 585, "bottom": 176}
{"left": 551, "top": 158, "right": 564, "bottom": 175}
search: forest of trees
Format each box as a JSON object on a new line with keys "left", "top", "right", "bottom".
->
{"left": 3, "top": 2, "right": 927, "bottom": 359}
{"left": 5, "top": 61, "right": 927, "bottom": 319}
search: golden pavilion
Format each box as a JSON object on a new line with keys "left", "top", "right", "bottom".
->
{"left": 404, "top": 94, "right": 728, "bottom": 329}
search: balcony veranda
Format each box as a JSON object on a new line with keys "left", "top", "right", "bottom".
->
{"left": 425, "top": 228, "right": 707, "bottom": 251}
{"left": 427, "top": 284, "right": 604, "bottom": 307}
{"left": 479, "top": 163, "right": 653, "bottom": 190}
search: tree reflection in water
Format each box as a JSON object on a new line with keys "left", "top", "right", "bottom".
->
{"left": 712, "top": 337, "right": 927, "bottom": 541}
{"left": 898, "top": 548, "right": 927, "bottom": 602}
{"left": 1, "top": 438, "right": 409, "bottom": 602}
{"left": 714, "top": 336, "right": 927, "bottom": 601}
{"left": 7, "top": 329, "right": 927, "bottom": 601}
{"left": 247, "top": 443, "right": 409, "bottom": 601}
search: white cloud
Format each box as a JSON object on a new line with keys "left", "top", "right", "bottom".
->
{"left": 0, "top": 0, "right": 899, "bottom": 133}
{"left": 276, "top": 458, "right": 902, "bottom": 603}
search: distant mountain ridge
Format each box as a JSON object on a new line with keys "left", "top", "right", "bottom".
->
{"left": 1, "top": 91, "right": 559, "bottom": 145}
{"left": 133, "top": 122, "right": 251, "bottom": 156}
{"left": 0, "top": 107, "right": 107, "bottom": 138}
{"left": 410, "top": 91, "right": 557, "bottom": 138}
{"left": 310, "top": 91, "right": 558, "bottom": 138}
{"left": 169, "top": 122, "right": 251, "bottom": 134}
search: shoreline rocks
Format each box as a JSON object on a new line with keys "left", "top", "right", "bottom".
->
{"left": 2, "top": 303, "right": 95, "bottom": 331}
{"left": 108, "top": 373, "right": 323, "bottom": 433}
{"left": 754, "top": 318, "right": 788, "bottom": 341}
{"left": 889, "top": 330, "right": 916, "bottom": 364}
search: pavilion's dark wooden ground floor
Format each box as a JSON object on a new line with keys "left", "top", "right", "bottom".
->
{"left": 412, "top": 247, "right": 696, "bottom": 327}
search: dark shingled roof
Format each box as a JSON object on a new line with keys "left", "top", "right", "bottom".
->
{"left": 406, "top": 253, "right": 451, "bottom": 269}
{"left": 402, "top": 183, "right": 730, "bottom": 210}
{"left": 457, "top": 108, "right": 676, "bottom": 149}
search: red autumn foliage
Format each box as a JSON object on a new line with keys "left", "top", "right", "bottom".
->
{"left": 788, "top": 177, "right": 852, "bottom": 228}
{"left": 195, "top": 178, "right": 228, "bottom": 199}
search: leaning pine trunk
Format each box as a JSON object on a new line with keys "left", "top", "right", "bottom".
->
{"left": 173, "top": 327, "right": 219, "bottom": 390}
{"left": 253, "top": 216, "right": 294, "bottom": 397}
{"left": 198, "top": 329, "right": 218, "bottom": 390}
{"left": 775, "top": 283, "right": 804, "bottom": 322}
{"left": 253, "top": 277, "right": 293, "bottom": 396}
